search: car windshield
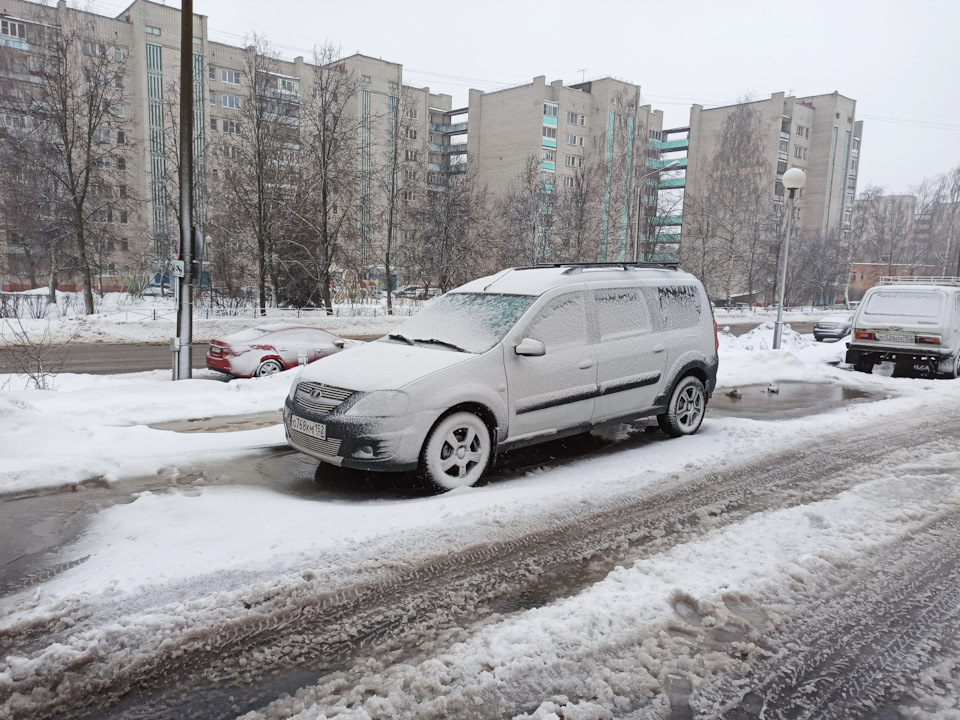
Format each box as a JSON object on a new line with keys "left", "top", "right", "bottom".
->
{"left": 863, "top": 290, "right": 944, "bottom": 318}
{"left": 384, "top": 292, "right": 536, "bottom": 353}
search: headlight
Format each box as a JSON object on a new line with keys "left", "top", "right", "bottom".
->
{"left": 344, "top": 390, "right": 409, "bottom": 417}
{"left": 287, "top": 375, "right": 301, "bottom": 402}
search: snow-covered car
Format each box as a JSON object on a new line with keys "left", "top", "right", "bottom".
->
{"left": 206, "top": 324, "right": 355, "bottom": 378}
{"left": 284, "top": 263, "right": 719, "bottom": 491}
{"left": 846, "top": 277, "right": 960, "bottom": 377}
{"left": 812, "top": 312, "right": 853, "bottom": 342}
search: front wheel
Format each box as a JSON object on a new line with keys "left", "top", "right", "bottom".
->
{"left": 657, "top": 375, "right": 706, "bottom": 437}
{"left": 255, "top": 358, "right": 284, "bottom": 377}
{"left": 420, "top": 412, "right": 492, "bottom": 492}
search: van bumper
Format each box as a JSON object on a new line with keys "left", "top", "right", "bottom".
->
{"left": 846, "top": 343, "right": 954, "bottom": 371}
{"left": 283, "top": 398, "right": 420, "bottom": 472}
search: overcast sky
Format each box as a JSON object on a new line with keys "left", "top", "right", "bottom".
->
{"left": 82, "top": 0, "right": 958, "bottom": 192}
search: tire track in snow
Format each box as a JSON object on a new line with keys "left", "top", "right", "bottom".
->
{"left": 3, "top": 409, "right": 960, "bottom": 719}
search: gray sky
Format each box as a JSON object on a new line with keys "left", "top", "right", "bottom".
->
{"left": 86, "top": 0, "right": 958, "bottom": 192}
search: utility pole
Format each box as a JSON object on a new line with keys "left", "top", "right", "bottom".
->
{"left": 173, "top": 0, "right": 194, "bottom": 379}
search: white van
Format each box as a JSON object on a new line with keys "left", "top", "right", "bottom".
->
{"left": 846, "top": 276, "right": 960, "bottom": 377}
{"left": 284, "top": 263, "right": 719, "bottom": 491}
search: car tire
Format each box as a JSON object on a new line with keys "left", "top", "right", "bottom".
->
{"left": 420, "top": 411, "right": 492, "bottom": 492}
{"left": 657, "top": 375, "right": 706, "bottom": 438}
{"left": 255, "top": 358, "right": 284, "bottom": 377}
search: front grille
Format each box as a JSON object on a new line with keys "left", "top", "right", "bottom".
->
{"left": 289, "top": 428, "right": 343, "bottom": 457}
{"left": 294, "top": 381, "right": 355, "bottom": 415}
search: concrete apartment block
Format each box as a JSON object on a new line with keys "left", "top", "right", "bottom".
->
{"left": 467, "top": 75, "right": 663, "bottom": 261}
{"left": 687, "top": 91, "right": 862, "bottom": 238}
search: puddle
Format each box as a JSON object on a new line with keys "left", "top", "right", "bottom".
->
{"left": 709, "top": 381, "right": 880, "bottom": 420}
{"left": 150, "top": 410, "right": 282, "bottom": 433}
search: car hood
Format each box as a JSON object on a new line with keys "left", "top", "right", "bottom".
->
{"left": 295, "top": 339, "right": 480, "bottom": 391}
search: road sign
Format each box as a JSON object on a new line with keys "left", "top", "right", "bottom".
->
{"left": 171, "top": 260, "right": 185, "bottom": 278}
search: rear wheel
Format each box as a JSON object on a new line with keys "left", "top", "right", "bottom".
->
{"left": 420, "top": 412, "right": 492, "bottom": 492}
{"left": 255, "top": 358, "right": 284, "bottom": 377}
{"left": 657, "top": 375, "right": 706, "bottom": 438}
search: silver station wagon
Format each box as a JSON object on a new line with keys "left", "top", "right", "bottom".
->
{"left": 284, "top": 263, "right": 720, "bottom": 491}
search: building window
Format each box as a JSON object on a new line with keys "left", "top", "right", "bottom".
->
{"left": 209, "top": 90, "right": 216, "bottom": 105}
{"left": 405, "top": 128, "right": 417, "bottom": 139}
{"left": 543, "top": 102, "right": 558, "bottom": 117}
{"left": 94, "top": 128, "right": 110, "bottom": 143}
{"left": 362, "top": 75, "right": 371, "bottom": 83}
{"left": 210, "top": 118, "right": 217, "bottom": 131}
{"left": 564, "top": 155, "right": 583, "bottom": 168}
{"left": 853, "top": 137, "right": 861, "bottom": 152}
{"left": 1, "top": 20, "right": 26, "bottom": 39}
{"left": 405, "top": 149, "right": 419, "bottom": 161}
{"left": 120, "top": 210, "right": 128, "bottom": 224}
{"left": 145, "top": 25, "right": 161, "bottom": 36}
{"left": 388, "top": 81, "right": 398, "bottom": 90}
{"left": 563, "top": 176, "right": 576, "bottom": 189}
{"left": 114, "top": 48, "right": 123, "bottom": 61}
{"left": 228, "top": 145, "right": 240, "bottom": 160}
{"left": 113, "top": 103, "right": 124, "bottom": 118}
{"left": 649, "top": 129, "right": 662, "bottom": 141}
{"left": 541, "top": 148, "right": 556, "bottom": 163}
{"left": 404, "top": 170, "right": 417, "bottom": 181}
{"left": 406, "top": 107, "right": 418, "bottom": 119}
{"left": 427, "top": 171, "right": 443, "bottom": 184}
{"left": 402, "top": 189, "right": 415, "bottom": 201}
{"left": 209, "top": 66, "right": 216, "bottom": 80}
{"left": 114, "top": 75, "right": 123, "bottom": 89}
{"left": 542, "top": 126, "right": 557, "bottom": 139}
{"left": 223, "top": 120, "right": 241, "bottom": 134}
{"left": 795, "top": 124, "right": 809, "bottom": 139}
{"left": 117, "top": 158, "right": 126, "bottom": 170}
{"left": 279, "top": 78, "right": 298, "bottom": 94}
{"left": 221, "top": 69, "right": 240, "bottom": 85}
{"left": 118, "top": 185, "right": 127, "bottom": 198}
{"left": 794, "top": 146, "right": 807, "bottom": 159}
{"left": 566, "top": 133, "right": 584, "bottom": 147}
{"left": 117, "top": 130, "right": 125, "bottom": 144}
{"left": 83, "top": 41, "right": 106, "bottom": 57}
{"left": 222, "top": 95, "right": 240, "bottom": 109}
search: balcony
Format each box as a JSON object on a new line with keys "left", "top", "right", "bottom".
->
{"left": 429, "top": 121, "right": 467, "bottom": 135}
{"left": 651, "top": 215, "right": 683, "bottom": 226}
{"left": 648, "top": 157, "right": 687, "bottom": 170}
{"left": 658, "top": 177, "right": 685, "bottom": 189}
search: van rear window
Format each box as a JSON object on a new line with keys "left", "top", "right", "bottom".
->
{"left": 864, "top": 291, "right": 943, "bottom": 318}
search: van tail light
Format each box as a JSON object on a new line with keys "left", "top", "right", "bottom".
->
{"left": 855, "top": 330, "right": 874, "bottom": 340}
{"left": 714, "top": 318, "right": 719, "bottom": 353}
{"left": 917, "top": 335, "right": 941, "bottom": 345}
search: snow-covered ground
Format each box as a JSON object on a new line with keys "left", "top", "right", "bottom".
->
{"left": 3, "top": 298, "right": 958, "bottom": 718}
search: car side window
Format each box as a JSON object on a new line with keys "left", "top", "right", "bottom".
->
{"left": 647, "top": 285, "right": 703, "bottom": 331}
{"left": 526, "top": 292, "right": 587, "bottom": 351}
{"left": 594, "top": 288, "right": 652, "bottom": 341}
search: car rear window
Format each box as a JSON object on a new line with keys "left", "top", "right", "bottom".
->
{"left": 863, "top": 291, "right": 944, "bottom": 318}
{"left": 227, "top": 327, "right": 274, "bottom": 342}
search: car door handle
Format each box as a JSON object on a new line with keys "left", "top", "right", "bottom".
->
{"left": 579, "top": 359, "right": 594, "bottom": 369}
{"left": 653, "top": 345, "right": 666, "bottom": 353}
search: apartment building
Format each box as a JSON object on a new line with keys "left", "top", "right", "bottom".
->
{"left": 686, "top": 91, "right": 863, "bottom": 237}
{"left": 467, "top": 75, "right": 665, "bottom": 263}
{"left": 0, "top": 0, "right": 440, "bottom": 292}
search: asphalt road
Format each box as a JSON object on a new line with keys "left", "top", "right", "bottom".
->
{"left": 0, "top": 324, "right": 818, "bottom": 376}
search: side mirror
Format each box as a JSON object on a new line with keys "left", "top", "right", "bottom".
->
{"left": 515, "top": 338, "right": 546, "bottom": 356}
{"left": 334, "top": 340, "right": 345, "bottom": 348}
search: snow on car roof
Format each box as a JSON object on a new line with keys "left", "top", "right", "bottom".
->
{"left": 453, "top": 265, "right": 695, "bottom": 297}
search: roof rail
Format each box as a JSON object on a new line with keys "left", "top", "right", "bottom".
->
{"left": 513, "top": 262, "right": 681, "bottom": 274}
{"left": 877, "top": 276, "right": 960, "bottom": 287}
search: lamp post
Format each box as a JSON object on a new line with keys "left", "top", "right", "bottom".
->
{"left": 773, "top": 167, "right": 806, "bottom": 349}
{"left": 633, "top": 160, "right": 681, "bottom": 262}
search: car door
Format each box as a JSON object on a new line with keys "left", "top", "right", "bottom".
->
{"left": 504, "top": 287, "right": 596, "bottom": 441}
{"left": 589, "top": 284, "right": 667, "bottom": 423}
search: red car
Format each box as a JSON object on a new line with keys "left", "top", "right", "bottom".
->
{"left": 206, "top": 324, "right": 356, "bottom": 378}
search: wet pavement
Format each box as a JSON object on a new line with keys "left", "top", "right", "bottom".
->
{"left": 709, "top": 380, "right": 880, "bottom": 420}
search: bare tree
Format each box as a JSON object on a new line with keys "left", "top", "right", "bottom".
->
{"left": 552, "top": 159, "right": 603, "bottom": 262}
{"left": 209, "top": 35, "right": 299, "bottom": 315}
{"left": 0, "top": 20, "right": 132, "bottom": 313}
{"left": 406, "top": 160, "right": 491, "bottom": 291}
{"left": 495, "top": 155, "right": 554, "bottom": 267}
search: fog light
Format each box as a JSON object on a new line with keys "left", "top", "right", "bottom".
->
{"left": 360, "top": 445, "right": 373, "bottom": 455}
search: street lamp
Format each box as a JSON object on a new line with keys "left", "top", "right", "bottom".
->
{"left": 773, "top": 167, "right": 806, "bottom": 349}
{"left": 633, "top": 160, "right": 681, "bottom": 262}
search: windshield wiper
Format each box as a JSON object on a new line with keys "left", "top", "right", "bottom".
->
{"left": 387, "top": 333, "right": 415, "bottom": 346}
{"left": 413, "top": 338, "right": 469, "bottom": 353}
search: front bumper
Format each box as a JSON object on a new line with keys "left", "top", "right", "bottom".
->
{"left": 283, "top": 397, "right": 419, "bottom": 472}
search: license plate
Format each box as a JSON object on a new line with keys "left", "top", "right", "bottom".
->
{"left": 211, "top": 347, "right": 222, "bottom": 354}
{"left": 875, "top": 333, "right": 914, "bottom": 343}
{"left": 290, "top": 415, "right": 326, "bottom": 440}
